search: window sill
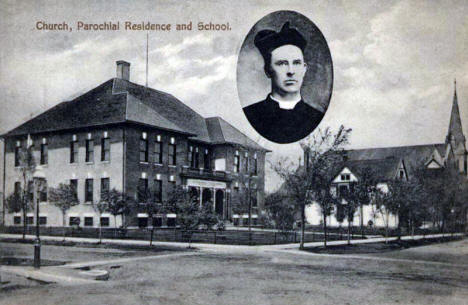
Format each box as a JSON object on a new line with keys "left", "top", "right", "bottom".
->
{"left": 69, "top": 163, "right": 78, "bottom": 166}
{"left": 86, "top": 162, "right": 94, "bottom": 165}
{"left": 39, "top": 164, "right": 48, "bottom": 167}
{"left": 84, "top": 201, "right": 93, "bottom": 205}
{"left": 140, "top": 161, "right": 149, "bottom": 164}
{"left": 168, "top": 165, "right": 177, "bottom": 168}
{"left": 39, "top": 202, "right": 48, "bottom": 205}
{"left": 100, "top": 161, "right": 111, "bottom": 164}
{"left": 154, "top": 163, "right": 163, "bottom": 166}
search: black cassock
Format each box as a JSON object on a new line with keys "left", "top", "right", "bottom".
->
{"left": 243, "top": 95, "right": 324, "bottom": 144}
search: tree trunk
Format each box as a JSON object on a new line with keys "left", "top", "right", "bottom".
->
{"left": 385, "top": 222, "right": 389, "bottom": 244}
{"left": 397, "top": 213, "right": 402, "bottom": 241}
{"left": 22, "top": 208, "right": 27, "bottom": 240}
{"left": 62, "top": 212, "right": 66, "bottom": 241}
{"left": 323, "top": 213, "right": 327, "bottom": 248}
{"left": 114, "top": 215, "right": 117, "bottom": 239}
{"left": 347, "top": 218, "right": 351, "bottom": 245}
{"left": 99, "top": 223, "right": 102, "bottom": 244}
{"left": 299, "top": 204, "right": 305, "bottom": 250}
{"left": 360, "top": 204, "right": 364, "bottom": 238}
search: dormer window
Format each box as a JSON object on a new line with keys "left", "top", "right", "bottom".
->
{"left": 340, "top": 174, "right": 350, "bottom": 181}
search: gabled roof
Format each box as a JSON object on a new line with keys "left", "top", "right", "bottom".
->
{"left": 205, "top": 117, "right": 268, "bottom": 151}
{"left": 340, "top": 158, "right": 403, "bottom": 182}
{"left": 345, "top": 143, "right": 447, "bottom": 174}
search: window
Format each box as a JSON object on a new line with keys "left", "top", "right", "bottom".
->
{"left": 84, "top": 217, "right": 94, "bottom": 227}
{"left": 253, "top": 155, "right": 258, "bottom": 175}
{"left": 70, "top": 179, "right": 78, "bottom": 200}
{"left": 138, "top": 217, "right": 148, "bottom": 228}
{"left": 204, "top": 149, "right": 211, "bottom": 169}
{"left": 14, "top": 216, "right": 21, "bottom": 225}
{"left": 189, "top": 146, "right": 199, "bottom": 168}
{"left": 234, "top": 154, "right": 240, "bottom": 173}
{"left": 40, "top": 143, "right": 48, "bottom": 165}
{"left": 100, "top": 178, "right": 110, "bottom": 199}
{"left": 188, "top": 146, "right": 192, "bottom": 166}
{"left": 27, "top": 181, "right": 34, "bottom": 202}
{"left": 14, "top": 145, "right": 20, "bottom": 166}
{"left": 168, "top": 176, "right": 176, "bottom": 189}
{"left": 189, "top": 187, "right": 199, "bottom": 202}
{"left": 85, "top": 179, "right": 93, "bottom": 202}
{"left": 154, "top": 140, "right": 163, "bottom": 164}
{"left": 138, "top": 178, "right": 148, "bottom": 203}
{"left": 153, "top": 217, "right": 162, "bottom": 227}
{"left": 69, "top": 217, "right": 80, "bottom": 226}
{"left": 70, "top": 140, "right": 79, "bottom": 163}
{"left": 27, "top": 216, "right": 34, "bottom": 225}
{"left": 14, "top": 181, "right": 21, "bottom": 196}
{"left": 252, "top": 191, "right": 258, "bottom": 207}
{"left": 339, "top": 185, "right": 348, "bottom": 196}
{"left": 40, "top": 187, "right": 47, "bottom": 202}
{"left": 101, "top": 137, "right": 110, "bottom": 161}
{"left": 341, "top": 174, "right": 350, "bottom": 181}
{"left": 243, "top": 156, "right": 249, "bottom": 172}
{"left": 399, "top": 170, "right": 404, "bottom": 179}
{"left": 168, "top": 142, "right": 176, "bottom": 165}
{"left": 86, "top": 139, "right": 94, "bottom": 162}
{"left": 39, "top": 216, "right": 47, "bottom": 226}
{"left": 140, "top": 135, "right": 148, "bottom": 162}
{"left": 100, "top": 217, "right": 109, "bottom": 227}
{"left": 154, "top": 180, "right": 162, "bottom": 202}
{"left": 167, "top": 217, "right": 176, "bottom": 227}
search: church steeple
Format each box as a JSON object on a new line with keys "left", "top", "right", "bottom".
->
{"left": 446, "top": 79, "right": 466, "bottom": 148}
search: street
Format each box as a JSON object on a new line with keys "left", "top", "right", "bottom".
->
{"left": 0, "top": 237, "right": 467, "bottom": 305}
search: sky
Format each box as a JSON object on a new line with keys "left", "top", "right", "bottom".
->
{"left": 1, "top": 0, "right": 467, "bottom": 192}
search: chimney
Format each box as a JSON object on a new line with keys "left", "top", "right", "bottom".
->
{"left": 116, "top": 60, "right": 130, "bottom": 81}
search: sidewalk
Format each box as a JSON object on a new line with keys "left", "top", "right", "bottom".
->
{"left": 262, "top": 233, "right": 465, "bottom": 250}
{"left": 1, "top": 232, "right": 463, "bottom": 252}
{"left": 0, "top": 265, "right": 97, "bottom": 285}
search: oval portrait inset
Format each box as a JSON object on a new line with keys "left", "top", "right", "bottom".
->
{"left": 237, "top": 11, "right": 333, "bottom": 144}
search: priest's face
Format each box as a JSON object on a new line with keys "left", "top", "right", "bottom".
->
{"left": 267, "top": 44, "right": 307, "bottom": 95}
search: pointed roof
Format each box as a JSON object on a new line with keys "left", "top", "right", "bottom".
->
{"left": 345, "top": 143, "right": 447, "bottom": 176}
{"left": 333, "top": 158, "right": 403, "bottom": 183}
{"left": 446, "top": 79, "right": 466, "bottom": 146}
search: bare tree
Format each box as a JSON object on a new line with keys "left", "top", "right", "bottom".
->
{"left": 138, "top": 188, "right": 165, "bottom": 246}
{"left": 373, "top": 187, "right": 393, "bottom": 242}
{"left": 165, "top": 186, "right": 200, "bottom": 248}
{"left": 265, "top": 192, "right": 295, "bottom": 233}
{"left": 272, "top": 126, "right": 351, "bottom": 249}
{"left": 14, "top": 138, "right": 36, "bottom": 239}
{"left": 92, "top": 200, "right": 108, "bottom": 243}
{"left": 48, "top": 183, "right": 79, "bottom": 241}
{"left": 100, "top": 188, "right": 133, "bottom": 238}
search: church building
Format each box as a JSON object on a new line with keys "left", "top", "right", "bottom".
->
{"left": 306, "top": 83, "right": 467, "bottom": 227}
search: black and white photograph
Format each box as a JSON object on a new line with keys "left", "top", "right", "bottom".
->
{"left": 0, "top": 1, "right": 467, "bottom": 305}
{"left": 238, "top": 11, "right": 333, "bottom": 144}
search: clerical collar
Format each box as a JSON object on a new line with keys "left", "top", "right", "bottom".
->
{"left": 269, "top": 94, "right": 301, "bottom": 110}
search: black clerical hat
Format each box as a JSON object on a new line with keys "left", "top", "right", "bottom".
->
{"left": 254, "top": 22, "right": 307, "bottom": 60}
